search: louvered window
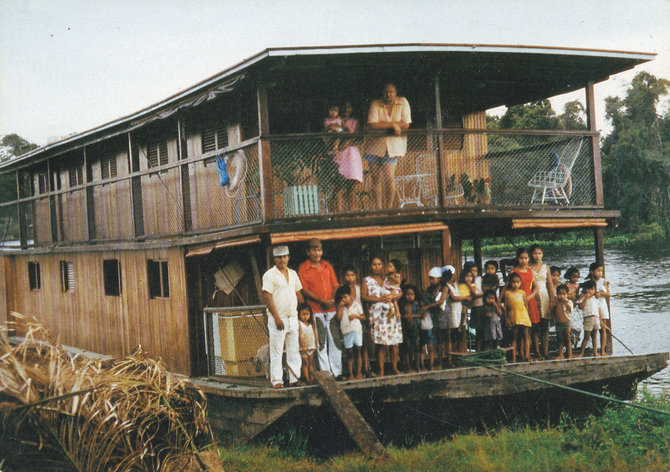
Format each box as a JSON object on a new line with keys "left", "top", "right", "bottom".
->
{"left": 60, "top": 260, "right": 75, "bottom": 292}
{"left": 69, "top": 166, "right": 83, "bottom": 187}
{"left": 147, "top": 141, "right": 168, "bottom": 168}
{"left": 201, "top": 122, "right": 228, "bottom": 153}
{"left": 101, "top": 155, "right": 117, "bottom": 180}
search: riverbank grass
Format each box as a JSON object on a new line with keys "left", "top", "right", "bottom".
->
{"left": 219, "top": 393, "right": 670, "bottom": 472}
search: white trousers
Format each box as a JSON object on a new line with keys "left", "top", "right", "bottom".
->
{"left": 314, "top": 311, "right": 342, "bottom": 377}
{"left": 268, "top": 316, "right": 300, "bottom": 386}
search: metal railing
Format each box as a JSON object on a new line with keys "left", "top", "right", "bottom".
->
{"left": 266, "top": 130, "right": 595, "bottom": 217}
{"left": 203, "top": 305, "right": 268, "bottom": 379}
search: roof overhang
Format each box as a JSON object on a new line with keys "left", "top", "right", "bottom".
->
{"left": 1, "top": 43, "right": 654, "bottom": 171}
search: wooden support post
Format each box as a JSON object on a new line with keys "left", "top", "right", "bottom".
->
{"left": 586, "top": 82, "right": 604, "bottom": 206}
{"left": 47, "top": 160, "right": 59, "bottom": 243}
{"left": 128, "top": 133, "right": 145, "bottom": 238}
{"left": 16, "top": 171, "right": 27, "bottom": 248}
{"left": 473, "top": 238, "right": 483, "bottom": 274}
{"left": 434, "top": 73, "right": 447, "bottom": 209}
{"left": 442, "top": 228, "right": 461, "bottom": 275}
{"left": 257, "top": 84, "right": 274, "bottom": 222}
{"left": 248, "top": 248, "right": 264, "bottom": 306}
{"left": 83, "top": 148, "right": 96, "bottom": 241}
{"left": 177, "top": 117, "right": 193, "bottom": 233}
{"left": 314, "top": 371, "right": 388, "bottom": 459}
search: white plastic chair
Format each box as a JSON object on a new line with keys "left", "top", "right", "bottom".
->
{"left": 528, "top": 139, "right": 583, "bottom": 204}
{"left": 395, "top": 153, "right": 463, "bottom": 207}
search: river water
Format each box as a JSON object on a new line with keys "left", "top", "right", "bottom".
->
{"left": 483, "top": 241, "right": 670, "bottom": 396}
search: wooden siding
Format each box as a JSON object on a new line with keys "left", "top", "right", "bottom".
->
{"left": 32, "top": 197, "right": 52, "bottom": 245}
{"left": 9, "top": 248, "right": 191, "bottom": 375}
{"left": 59, "top": 189, "right": 88, "bottom": 242}
{"left": 0, "top": 256, "right": 15, "bottom": 324}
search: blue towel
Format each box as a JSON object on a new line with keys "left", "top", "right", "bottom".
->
{"left": 216, "top": 153, "right": 230, "bottom": 186}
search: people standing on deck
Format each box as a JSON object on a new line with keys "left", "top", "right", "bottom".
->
{"left": 577, "top": 280, "right": 600, "bottom": 357}
{"left": 587, "top": 262, "right": 611, "bottom": 356}
{"left": 509, "top": 248, "right": 541, "bottom": 359}
{"left": 335, "top": 285, "right": 365, "bottom": 380}
{"left": 333, "top": 102, "right": 363, "bottom": 211}
{"left": 400, "top": 284, "right": 423, "bottom": 372}
{"left": 366, "top": 83, "right": 411, "bottom": 209}
{"left": 422, "top": 267, "right": 450, "bottom": 367}
{"left": 457, "top": 268, "right": 476, "bottom": 353}
{"left": 298, "top": 239, "right": 341, "bottom": 378}
{"left": 552, "top": 284, "right": 573, "bottom": 359}
{"left": 501, "top": 272, "right": 532, "bottom": 363}
{"left": 298, "top": 303, "right": 318, "bottom": 384}
{"left": 262, "top": 245, "right": 304, "bottom": 389}
{"left": 529, "top": 244, "right": 555, "bottom": 359}
{"left": 466, "top": 262, "right": 485, "bottom": 352}
{"left": 362, "top": 256, "right": 402, "bottom": 376}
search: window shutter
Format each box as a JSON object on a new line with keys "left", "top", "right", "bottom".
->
{"left": 159, "top": 141, "right": 168, "bottom": 166}
{"left": 202, "top": 127, "right": 216, "bottom": 153}
{"left": 148, "top": 142, "right": 159, "bottom": 168}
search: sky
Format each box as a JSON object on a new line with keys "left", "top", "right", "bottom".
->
{"left": 1, "top": 0, "right": 669, "bottom": 147}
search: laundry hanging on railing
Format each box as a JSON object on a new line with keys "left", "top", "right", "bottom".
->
{"left": 216, "top": 153, "right": 230, "bottom": 187}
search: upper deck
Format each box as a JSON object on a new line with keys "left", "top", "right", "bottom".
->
{"left": 0, "top": 44, "right": 653, "bottom": 251}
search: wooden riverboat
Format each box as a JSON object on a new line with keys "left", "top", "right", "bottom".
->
{"left": 1, "top": 44, "right": 667, "bottom": 447}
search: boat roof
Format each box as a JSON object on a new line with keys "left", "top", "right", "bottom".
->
{"left": 1, "top": 43, "right": 654, "bottom": 171}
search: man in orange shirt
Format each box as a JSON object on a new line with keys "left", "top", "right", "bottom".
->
{"left": 298, "top": 238, "right": 341, "bottom": 377}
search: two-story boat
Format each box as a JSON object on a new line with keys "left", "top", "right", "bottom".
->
{"left": 1, "top": 44, "right": 667, "bottom": 446}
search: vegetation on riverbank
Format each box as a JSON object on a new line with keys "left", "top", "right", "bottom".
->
{"left": 462, "top": 223, "right": 668, "bottom": 255}
{"left": 219, "top": 393, "right": 670, "bottom": 472}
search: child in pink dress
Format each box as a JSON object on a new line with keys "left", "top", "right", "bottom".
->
{"left": 332, "top": 102, "right": 363, "bottom": 211}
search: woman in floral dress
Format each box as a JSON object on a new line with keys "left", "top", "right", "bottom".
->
{"left": 362, "top": 257, "right": 403, "bottom": 376}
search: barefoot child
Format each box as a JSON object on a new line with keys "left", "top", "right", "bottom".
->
{"left": 564, "top": 267, "right": 581, "bottom": 303}
{"left": 400, "top": 285, "right": 422, "bottom": 372}
{"left": 501, "top": 272, "right": 531, "bottom": 362}
{"left": 419, "top": 300, "right": 435, "bottom": 371}
{"left": 457, "top": 269, "right": 476, "bottom": 353}
{"left": 342, "top": 266, "right": 369, "bottom": 374}
{"left": 482, "top": 289, "right": 503, "bottom": 350}
{"left": 298, "top": 303, "right": 318, "bottom": 383}
{"left": 588, "top": 262, "right": 611, "bottom": 356}
{"left": 335, "top": 286, "right": 365, "bottom": 380}
{"left": 577, "top": 281, "right": 600, "bottom": 357}
{"left": 553, "top": 284, "right": 573, "bottom": 359}
{"left": 550, "top": 266, "right": 562, "bottom": 292}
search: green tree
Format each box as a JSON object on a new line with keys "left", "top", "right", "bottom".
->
{"left": 489, "top": 99, "right": 586, "bottom": 130}
{"left": 601, "top": 71, "right": 670, "bottom": 235}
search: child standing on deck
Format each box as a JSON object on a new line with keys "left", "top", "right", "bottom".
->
{"left": 577, "top": 281, "right": 600, "bottom": 357}
{"left": 550, "top": 266, "right": 562, "bottom": 293}
{"left": 400, "top": 285, "right": 423, "bottom": 372}
{"left": 298, "top": 303, "right": 318, "bottom": 384}
{"left": 335, "top": 285, "right": 365, "bottom": 380}
{"left": 457, "top": 269, "right": 476, "bottom": 352}
{"left": 588, "top": 262, "right": 611, "bottom": 356}
{"left": 343, "top": 266, "right": 369, "bottom": 375}
{"left": 501, "top": 272, "right": 531, "bottom": 363}
{"left": 564, "top": 267, "right": 581, "bottom": 302}
{"left": 552, "top": 284, "right": 573, "bottom": 359}
{"left": 482, "top": 289, "right": 503, "bottom": 350}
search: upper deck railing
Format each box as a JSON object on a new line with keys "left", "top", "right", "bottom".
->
{"left": 0, "top": 129, "right": 598, "bottom": 248}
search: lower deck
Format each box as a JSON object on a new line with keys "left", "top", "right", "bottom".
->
{"left": 194, "top": 352, "right": 669, "bottom": 444}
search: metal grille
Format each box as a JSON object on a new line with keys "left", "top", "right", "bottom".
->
{"left": 203, "top": 306, "right": 269, "bottom": 379}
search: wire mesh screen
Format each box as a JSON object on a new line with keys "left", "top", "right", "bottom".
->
{"left": 188, "top": 143, "right": 261, "bottom": 231}
{"left": 0, "top": 204, "right": 19, "bottom": 247}
{"left": 267, "top": 132, "right": 594, "bottom": 216}
{"left": 203, "top": 306, "right": 269, "bottom": 378}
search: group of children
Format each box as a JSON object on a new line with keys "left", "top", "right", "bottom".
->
{"left": 295, "top": 252, "right": 611, "bottom": 382}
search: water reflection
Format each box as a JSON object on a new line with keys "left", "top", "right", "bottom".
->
{"left": 483, "top": 241, "right": 669, "bottom": 395}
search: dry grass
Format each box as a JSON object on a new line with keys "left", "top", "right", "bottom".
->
{"left": 0, "top": 313, "right": 222, "bottom": 472}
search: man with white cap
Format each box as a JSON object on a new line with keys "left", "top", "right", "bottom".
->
{"left": 298, "top": 238, "right": 341, "bottom": 377}
{"left": 262, "top": 245, "right": 304, "bottom": 388}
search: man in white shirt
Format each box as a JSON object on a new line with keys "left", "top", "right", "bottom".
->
{"left": 262, "top": 245, "right": 304, "bottom": 388}
{"left": 366, "top": 83, "right": 412, "bottom": 208}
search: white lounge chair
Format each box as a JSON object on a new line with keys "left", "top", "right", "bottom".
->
{"left": 528, "top": 139, "right": 583, "bottom": 204}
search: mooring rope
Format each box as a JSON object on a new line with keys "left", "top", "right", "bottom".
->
{"left": 458, "top": 354, "right": 670, "bottom": 417}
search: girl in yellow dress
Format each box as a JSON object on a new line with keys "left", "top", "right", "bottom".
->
{"left": 502, "top": 272, "right": 531, "bottom": 362}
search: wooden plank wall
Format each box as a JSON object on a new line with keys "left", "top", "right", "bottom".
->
{"left": 443, "top": 111, "right": 489, "bottom": 200}
{"left": 0, "top": 256, "right": 15, "bottom": 324}
{"left": 10, "top": 248, "right": 191, "bottom": 374}
{"left": 33, "top": 198, "right": 52, "bottom": 245}
{"left": 185, "top": 129, "right": 239, "bottom": 231}
{"left": 93, "top": 149, "right": 134, "bottom": 239}
{"left": 59, "top": 189, "right": 88, "bottom": 242}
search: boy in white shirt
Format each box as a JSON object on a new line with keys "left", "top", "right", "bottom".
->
{"left": 335, "top": 285, "right": 365, "bottom": 380}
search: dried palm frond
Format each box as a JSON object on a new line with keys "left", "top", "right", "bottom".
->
{"left": 0, "top": 313, "right": 223, "bottom": 472}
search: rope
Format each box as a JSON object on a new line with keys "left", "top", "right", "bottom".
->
{"left": 459, "top": 356, "right": 670, "bottom": 417}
